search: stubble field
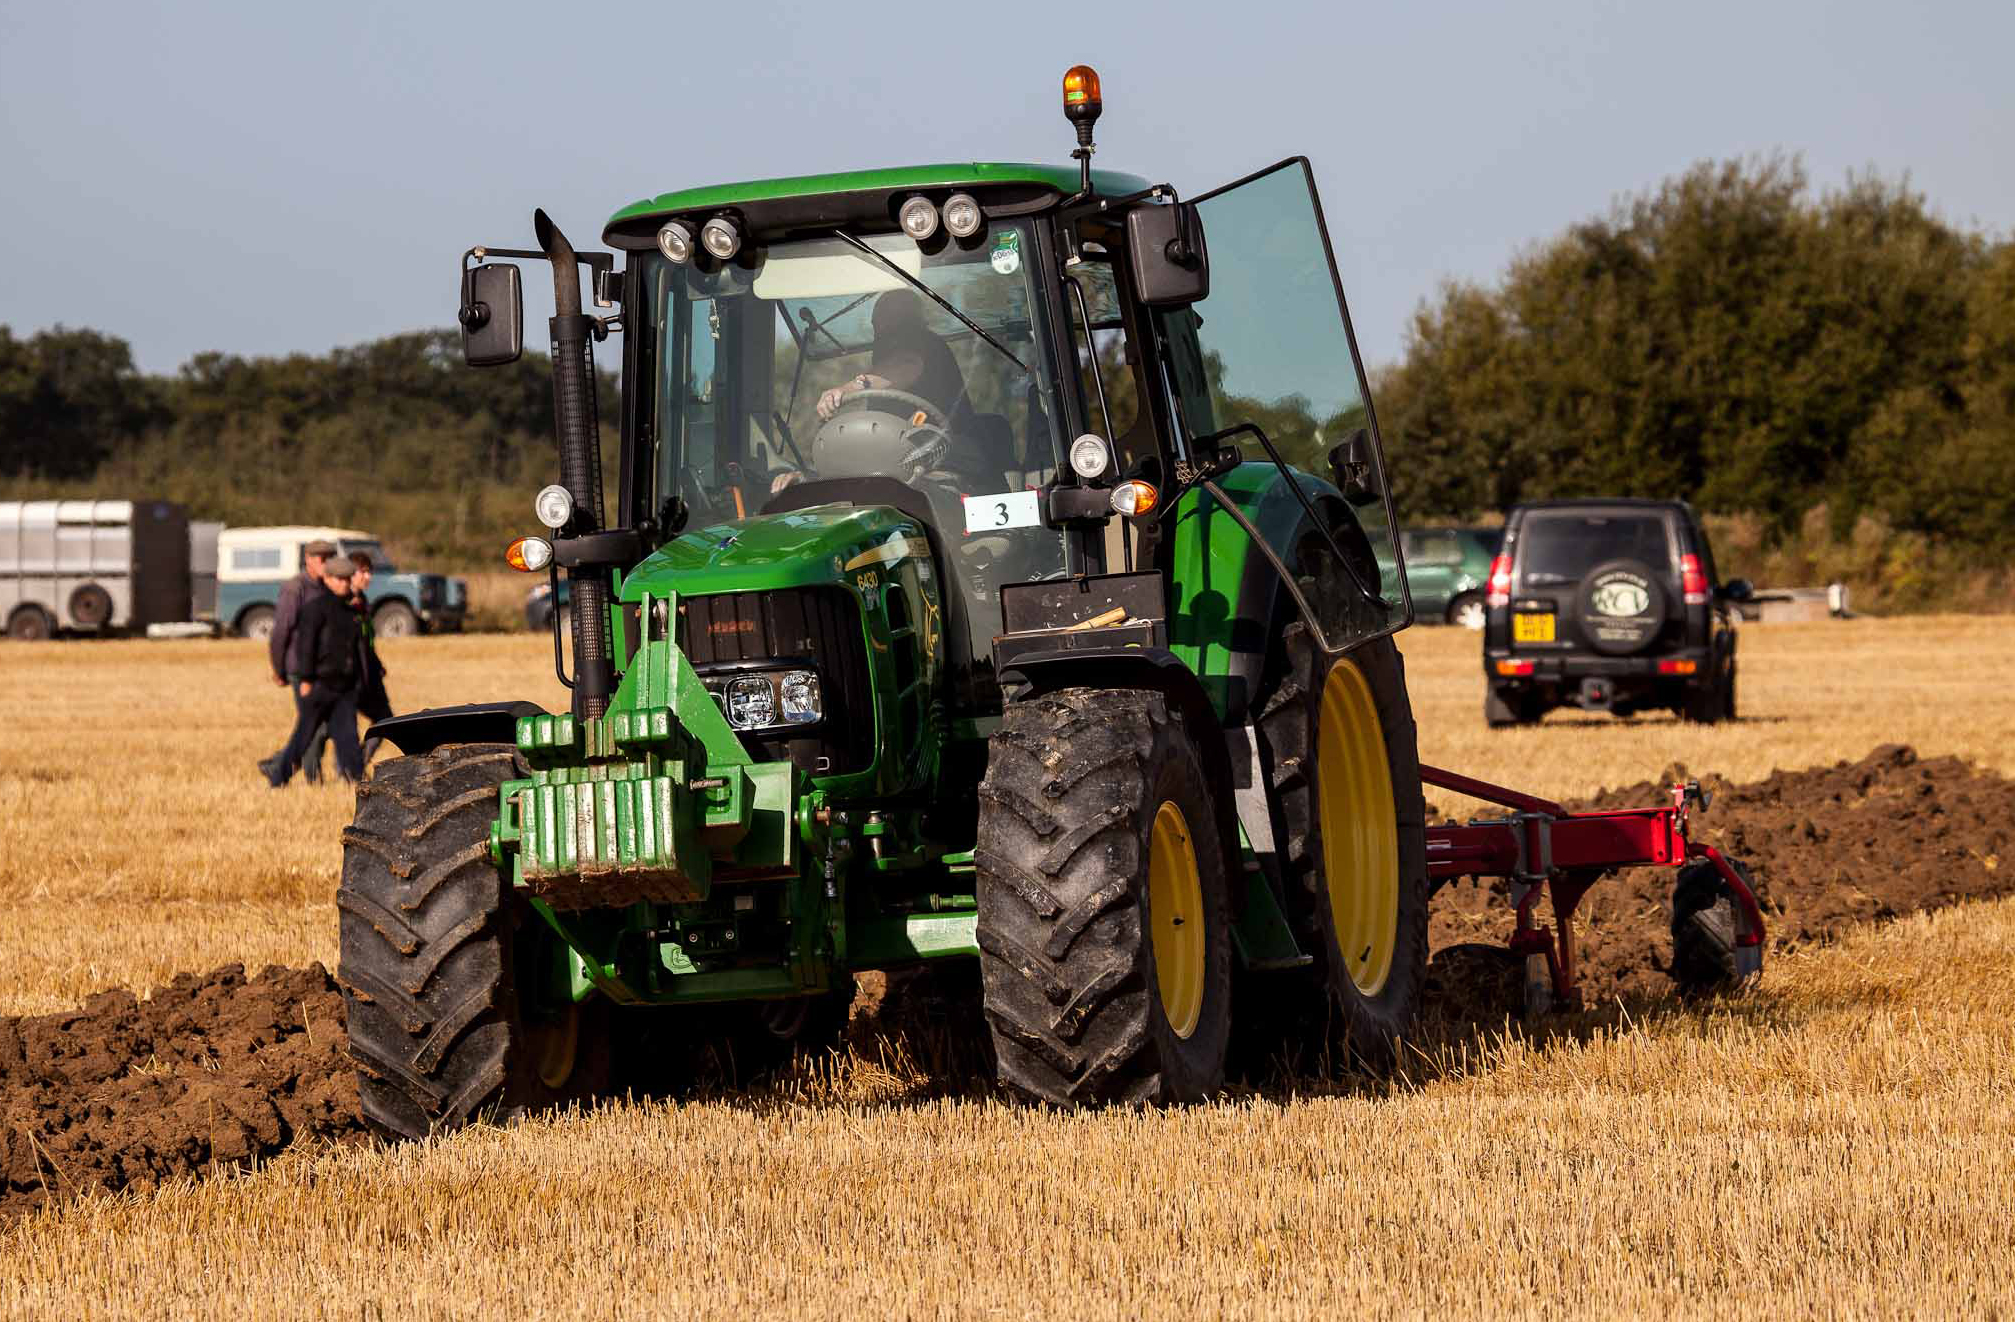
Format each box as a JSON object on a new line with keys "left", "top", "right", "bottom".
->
{"left": 1, "top": 616, "right": 2011, "bottom": 1317}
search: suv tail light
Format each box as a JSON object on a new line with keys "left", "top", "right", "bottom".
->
{"left": 1485, "top": 554, "right": 1513, "bottom": 608}
{"left": 1680, "top": 553, "right": 1709, "bottom": 606}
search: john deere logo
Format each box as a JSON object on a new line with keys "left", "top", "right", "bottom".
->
{"left": 1590, "top": 578, "right": 1651, "bottom": 617}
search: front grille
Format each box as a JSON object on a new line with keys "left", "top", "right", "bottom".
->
{"left": 679, "top": 587, "right": 874, "bottom": 775}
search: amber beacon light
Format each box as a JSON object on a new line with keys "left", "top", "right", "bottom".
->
{"left": 1062, "top": 65, "right": 1102, "bottom": 133}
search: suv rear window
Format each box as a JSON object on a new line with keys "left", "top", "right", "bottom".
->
{"left": 1517, "top": 512, "right": 1670, "bottom": 584}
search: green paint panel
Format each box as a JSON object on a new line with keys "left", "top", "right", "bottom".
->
{"left": 1166, "top": 462, "right": 1322, "bottom": 719}
{"left": 606, "top": 162, "right": 1153, "bottom": 236}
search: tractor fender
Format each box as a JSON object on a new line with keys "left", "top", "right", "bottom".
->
{"left": 997, "top": 646, "right": 1239, "bottom": 879}
{"left": 368, "top": 701, "right": 547, "bottom": 757}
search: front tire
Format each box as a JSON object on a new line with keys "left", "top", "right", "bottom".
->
{"left": 337, "top": 742, "right": 608, "bottom": 1140}
{"left": 976, "top": 689, "right": 1233, "bottom": 1105}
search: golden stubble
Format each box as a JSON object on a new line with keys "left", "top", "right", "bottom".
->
{"left": 3, "top": 899, "right": 2012, "bottom": 1319}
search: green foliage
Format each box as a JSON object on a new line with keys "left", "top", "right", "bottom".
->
{"left": 1376, "top": 157, "right": 2014, "bottom": 559}
{"left": 3, "top": 328, "right": 619, "bottom": 569}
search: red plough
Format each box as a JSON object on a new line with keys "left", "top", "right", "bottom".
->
{"left": 1420, "top": 765, "right": 1766, "bottom": 1011}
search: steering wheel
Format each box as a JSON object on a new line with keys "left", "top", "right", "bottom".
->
{"left": 832, "top": 387, "right": 947, "bottom": 430}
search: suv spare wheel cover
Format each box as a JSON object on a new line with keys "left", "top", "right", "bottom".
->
{"left": 1575, "top": 559, "right": 1667, "bottom": 655}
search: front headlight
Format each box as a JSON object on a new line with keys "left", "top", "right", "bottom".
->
{"left": 711, "top": 668, "right": 825, "bottom": 731}
{"left": 779, "top": 670, "right": 822, "bottom": 724}
{"left": 726, "top": 676, "right": 776, "bottom": 729}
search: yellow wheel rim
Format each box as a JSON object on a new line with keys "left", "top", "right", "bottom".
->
{"left": 1317, "top": 657, "right": 1400, "bottom": 997}
{"left": 530, "top": 1002, "right": 581, "bottom": 1090}
{"left": 1147, "top": 800, "right": 1206, "bottom": 1038}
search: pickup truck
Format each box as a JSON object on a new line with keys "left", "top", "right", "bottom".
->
{"left": 217, "top": 525, "right": 466, "bottom": 638}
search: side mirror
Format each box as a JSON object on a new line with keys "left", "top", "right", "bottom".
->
{"left": 1326, "top": 428, "right": 1382, "bottom": 507}
{"left": 1719, "top": 577, "right": 1754, "bottom": 603}
{"left": 459, "top": 262, "right": 523, "bottom": 367}
{"left": 1125, "top": 202, "right": 1209, "bottom": 307}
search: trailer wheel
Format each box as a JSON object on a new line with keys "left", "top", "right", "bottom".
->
{"left": 337, "top": 742, "right": 608, "bottom": 1140}
{"left": 1669, "top": 857, "right": 1763, "bottom": 995}
{"left": 5, "top": 606, "right": 53, "bottom": 641}
{"left": 68, "top": 583, "right": 113, "bottom": 628}
{"left": 1256, "top": 623, "right": 1430, "bottom": 1060}
{"left": 976, "top": 688, "right": 1233, "bottom": 1105}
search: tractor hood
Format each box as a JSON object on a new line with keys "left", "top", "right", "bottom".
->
{"left": 621, "top": 502, "right": 929, "bottom": 599}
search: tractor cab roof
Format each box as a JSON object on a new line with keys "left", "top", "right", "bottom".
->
{"left": 603, "top": 162, "right": 1153, "bottom": 250}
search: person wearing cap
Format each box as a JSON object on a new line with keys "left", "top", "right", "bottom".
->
{"left": 267, "top": 555, "right": 365, "bottom": 787}
{"left": 258, "top": 538, "right": 336, "bottom": 783}
{"left": 306, "top": 550, "right": 395, "bottom": 772}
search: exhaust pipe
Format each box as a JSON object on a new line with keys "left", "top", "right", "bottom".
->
{"left": 532, "top": 209, "right": 616, "bottom": 721}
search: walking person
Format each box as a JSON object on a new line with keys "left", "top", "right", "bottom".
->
{"left": 351, "top": 552, "right": 395, "bottom": 765}
{"left": 267, "top": 556, "right": 365, "bottom": 787}
{"left": 258, "top": 538, "right": 336, "bottom": 783}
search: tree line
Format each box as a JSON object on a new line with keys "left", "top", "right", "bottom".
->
{"left": 0, "top": 328, "right": 616, "bottom": 567}
{"left": 4, "top": 156, "right": 2010, "bottom": 578}
{"left": 1371, "top": 156, "right": 2015, "bottom": 558}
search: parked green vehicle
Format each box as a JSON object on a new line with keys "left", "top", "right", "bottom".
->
{"left": 1380, "top": 526, "right": 1501, "bottom": 629}
{"left": 339, "top": 67, "right": 1426, "bottom": 1132}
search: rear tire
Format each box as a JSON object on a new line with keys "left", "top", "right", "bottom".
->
{"left": 337, "top": 742, "right": 609, "bottom": 1140}
{"left": 976, "top": 688, "right": 1233, "bottom": 1105}
{"left": 1257, "top": 626, "right": 1429, "bottom": 1059}
{"left": 238, "top": 605, "right": 276, "bottom": 640}
{"left": 1485, "top": 686, "right": 1538, "bottom": 728}
{"left": 1681, "top": 674, "right": 1725, "bottom": 725}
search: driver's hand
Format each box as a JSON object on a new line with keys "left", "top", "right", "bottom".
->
{"left": 770, "top": 470, "right": 802, "bottom": 494}
{"left": 816, "top": 384, "right": 851, "bottom": 421}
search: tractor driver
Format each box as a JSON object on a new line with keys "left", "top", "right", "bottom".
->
{"left": 773, "top": 290, "right": 973, "bottom": 493}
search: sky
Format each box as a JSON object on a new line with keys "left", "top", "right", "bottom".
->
{"left": 2, "top": 0, "right": 2010, "bottom": 377}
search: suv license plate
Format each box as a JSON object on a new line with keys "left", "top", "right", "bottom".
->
{"left": 1513, "top": 613, "right": 1556, "bottom": 643}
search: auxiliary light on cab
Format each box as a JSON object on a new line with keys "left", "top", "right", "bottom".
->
{"left": 899, "top": 195, "right": 940, "bottom": 242}
{"left": 533, "top": 483, "right": 574, "bottom": 530}
{"left": 942, "top": 193, "right": 983, "bottom": 238}
{"left": 656, "top": 221, "right": 695, "bottom": 264}
{"left": 506, "top": 535, "right": 553, "bottom": 573}
{"left": 1068, "top": 433, "right": 1111, "bottom": 480}
{"left": 700, "top": 216, "right": 742, "bottom": 261}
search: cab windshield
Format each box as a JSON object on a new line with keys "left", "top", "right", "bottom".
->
{"left": 644, "top": 223, "right": 1066, "bottom": 523}
{"left": 641, "top": 222, "right": 1072, "bottom": 703}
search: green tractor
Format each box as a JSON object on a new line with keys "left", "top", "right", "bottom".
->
{"left": 338, "top": 66, "right": 1430, "bottom": 1133}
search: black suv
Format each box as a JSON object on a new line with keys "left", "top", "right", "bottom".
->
{"left": 1482, "top": 499, "right": 1750, "bottom": 726}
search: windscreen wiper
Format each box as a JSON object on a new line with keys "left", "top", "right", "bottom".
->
{"left": 830, "top": 230, "right": 1028, "bottom": 374}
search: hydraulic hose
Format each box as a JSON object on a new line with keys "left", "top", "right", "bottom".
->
{"left": 532, "top": 209, "right": 615, "bottom": 721}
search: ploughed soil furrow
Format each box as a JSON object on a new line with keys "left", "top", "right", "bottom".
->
{"left": 5, "top": 744, "right": 2011, "bottom": 1216}
{"left": 0, "top": 964, "right": 360, "bottom": 1217}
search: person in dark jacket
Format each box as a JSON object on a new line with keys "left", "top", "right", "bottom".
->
{"left": 267, "top": 556, "right": 364, "bottom": 787}
{"left": 258, "top": 538, "right": 335, "bottom": 783}
{"left": 307, "top": 550, "right": 394, "bottom": 771}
